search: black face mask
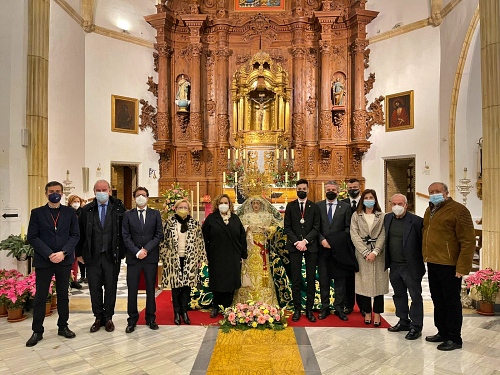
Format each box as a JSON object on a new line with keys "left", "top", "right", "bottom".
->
{"left": 326, "top": 191, "right": 337, "bottom": 201}
{"left": 48, "top": 193, "right": 62, "bottom": 204}
{"left": 297, "top": 191, "right": 307, "bottom": 200}
{"left": 348, "top": 189, "right": 360, "bottom": 199}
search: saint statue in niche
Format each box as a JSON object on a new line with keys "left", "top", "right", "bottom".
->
{"left": 332, "top": 77, "right": 346, "bottom": 106}
{"left": 175, "top": 74, "right": 190, "bottom": 112}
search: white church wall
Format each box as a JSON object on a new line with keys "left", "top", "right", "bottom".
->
{"left": 437, "top": 0, "right": 479, "bottom": 183}
{"left": 366, "top": 0, "right": 429, "bottom": 36}
{"left": 364, "top": 26, "right": 441, "bottom": 218}
{"left": 84, "top": 33, "right": 159, "bottom": 198}
{"left": 455, "top": 26, "right": 482, "bottom": 221}
{"left": 65, "top": 0, "right": 81, "bottom": 14}
{"left": 0, "top": 0, "right": 29, "bottom": 270}
{"left": 48, "top": 2, "right": 86, "bottom": 199}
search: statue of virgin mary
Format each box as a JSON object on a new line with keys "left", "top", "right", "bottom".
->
{"left": 234, "top": 196, "right": 292, "bottom": 309}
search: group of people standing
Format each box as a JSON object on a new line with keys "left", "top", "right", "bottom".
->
{"left": 25, "top": 177, "right": 475, "bottom": 353}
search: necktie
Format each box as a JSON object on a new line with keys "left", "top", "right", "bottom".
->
{"left": 328, "top": 203, "right": 333, "bottom": 224}
{"left": 352, "top": 200, "right": 357, "bottom": 211}
{"left": 100, "top": 204, "right": 106, "bottom": 227}
{"left": 139, "top": 209, "right": 145, "bottom": 228}
{"left": 300, "top": 202, "right": 304, "bottom": 214}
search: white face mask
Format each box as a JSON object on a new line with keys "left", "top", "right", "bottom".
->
{"left": 71, "top": 202, "right": 80, "bottom": 210}
{"left": 219, "top": 203, "right": 229, "bottom": 213}
{"left": 392, "top": 205, "right": 405, "bottom": 216}
{"left": 135, "top": 195, "right": 148, "bottom": 207}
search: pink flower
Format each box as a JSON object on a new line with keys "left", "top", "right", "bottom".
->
{"left": 257, "top": 315, "right": 266, "bottom": 324}
{"left": 270, "top": 307, "right": 277, "bottom": 315}
{"left": 275, "top": 314, "right": 281, "bottom": 321}
{"left": 228, "top": 312, "right": 236, "bottom": 322}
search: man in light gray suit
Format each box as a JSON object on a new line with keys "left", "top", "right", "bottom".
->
{"left": 317, "top": 181, "right": 354, "bottom": 321}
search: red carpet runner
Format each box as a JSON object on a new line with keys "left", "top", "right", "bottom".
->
{"left": 138, "top": 291, "right": 390, "bottom": 328}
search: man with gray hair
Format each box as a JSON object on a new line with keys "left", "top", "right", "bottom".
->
{"left": 423, "top": 182, "right": 475, "bottom": 351}
{"left": 76, "top": 180, "right": 126, "bottom": 333}
{"left": 384, "top": 194, "right": 424, "bottom": 340}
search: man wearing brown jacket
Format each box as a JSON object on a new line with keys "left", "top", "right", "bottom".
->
{"left": 422, "top": 182, "right": 475, "bottom": 351}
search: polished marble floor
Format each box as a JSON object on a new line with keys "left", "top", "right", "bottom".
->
{"left": 1, "top": 304, "right": 499, "bottom": 375}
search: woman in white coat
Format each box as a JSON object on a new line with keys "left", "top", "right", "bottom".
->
{"left": 350, "top": 189, "right": 388, "bottom": 327}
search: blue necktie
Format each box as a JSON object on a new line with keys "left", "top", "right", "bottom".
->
{"left": 328, "top": 203, "right": 333, "bottom": 224}
{"left": 139, "top": 209, "right": 145, "bottom": 229}
{"left": 100, "top": 204, "right": 106, "bottom": 227}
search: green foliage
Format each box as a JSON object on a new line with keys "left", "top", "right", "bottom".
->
{"left": 0, "top": 235, "right": 34, "bottom": 260}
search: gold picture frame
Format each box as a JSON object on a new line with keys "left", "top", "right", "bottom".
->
{"left": 111, "top": 95, "right": 139, "bottom": 134}
{"left": 385, "top": 90, "right": 414, "bottom": 132}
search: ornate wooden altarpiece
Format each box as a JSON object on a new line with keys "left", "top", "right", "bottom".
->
{"left": 141, "top": 0, "right": 385, "bottom": 201}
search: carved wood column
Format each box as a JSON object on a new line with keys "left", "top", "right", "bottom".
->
{"left": 27, "top": 0, "right": 50, "bottom": 210}
{"left": 350, "top": 38, "right": 369, "bottom": 143}
{"left": 319, "top": 40, "right": 332, "bottom": 146}
{"left": 479, "top": 0, "right": 500, "bottom": 270}
{"left": 215, "top": 44, "right": 230, "bottom": 146}
{"left": 291, "top": 43, "right": 307, "bottom": 178}
{"left": 155, "top": 44, "right": 173, "bottom": 144}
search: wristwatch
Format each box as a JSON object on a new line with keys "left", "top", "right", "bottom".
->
{"left": 62, "top": 251, "right": 68, "bottom": 257}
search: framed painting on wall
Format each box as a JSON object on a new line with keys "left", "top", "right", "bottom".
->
{"left": 235, "top": 0, "right": 285, "bottom": 12}
{"left": 385, "top": 90, "right": 414, "bottom": 132}
{"left": 112, "top": 95, "right": 139, "bottom": 134}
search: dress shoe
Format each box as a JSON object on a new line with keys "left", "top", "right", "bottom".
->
{"left": 318, "top": 310, "right": 330, "bottom": 320}
{"left": 174, "top": 313, "right": 181, "bottom": 325}
{"left": 90, "top": 319, "right": 102, "bottom": 333}
{"left": 125, "top": 325, "right": 135, "bottom": 333}
{"left": 70, "top": 281, "right": 82, "bottom": 289}
{"left": 306, "top": 311, "right": 316, "bottom": 323}
{"left": 388, "top": 323, "right": 411, "bottom": 332}
{"left": 148, "top": 321, "right": 159, "bottom": 330}
{"left": 437, "top": 340, "right": 462, "bottom": 351}
{"left": 57, "top": 326, "right": 76, "bottom": 339}
{"left": 26, "top": 332, "right": 43, "bottom": 347}
{"left": 425, "top": 333, "right": 446, "bottom": 343}
{"left": 105, "top": 320, "right": 115, "bottom": 332}
{"left": 210, "top": 307, "right": 218, "bottom": 318}
{"left": 405, "top": 328, "right": 422, "bottom": 340}
{"left": 292, "top": 310, "right": 301, "bottom": 322}
{"left": 344, "top": 307, "right": 353, "bottom": 315}
{"left": 334, "top": 310, "right": 348, "bottom": 321}
{"left": 181, "top": 312, "right": 191, "bottom": 325}
{"left": 373, "top": 313, "right": 381, "bottom": 327}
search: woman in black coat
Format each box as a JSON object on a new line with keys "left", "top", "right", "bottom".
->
{"left": 202, "top": 194, "right": 247, "bottom": 318}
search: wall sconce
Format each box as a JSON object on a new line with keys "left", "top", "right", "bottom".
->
{"left": 423, "top": 161, "right": 430, "bottom": 175}
{"left": 116, "top": 19, "right": 130, "bottom": 34}
{"left": 96, "top": 163, "right": 102, "bottom": 177}
{"left": 149, "top": 168, "right": 157, "bottom": 179}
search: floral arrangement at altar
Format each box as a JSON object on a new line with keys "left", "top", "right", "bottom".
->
{"left": 466, "top": 268, "right": 500, "bottom": 304}
{"left": 161, "top": 182, "right": 190, "bottom": 217}
{"left": 272, "top": 162, "right": 297, "bottom": 187}
{"left": 0, "top": 270, "right": 36, "bottom": 309}
{"left": 337, "top": 181, "right": 349, "bottom": 200}
{"left": 225, "top": 160, "right": 245, "bottom": 187}
{"left": 220, "top": 301, "right": 287, "bottom": 333}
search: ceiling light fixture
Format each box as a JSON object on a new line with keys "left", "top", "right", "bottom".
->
{"left": 117, "top": 19, "right": 131, "bottom": 34}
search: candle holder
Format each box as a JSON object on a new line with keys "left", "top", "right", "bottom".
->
{"left": 456, "top": 167, "right": 473, "bottom": 206}
{"left": 63, "top": 170, "right": 75, "bottom": 205}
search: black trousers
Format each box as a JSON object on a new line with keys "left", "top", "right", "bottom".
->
{"left": 78, "top": 261, "right": 86, "bottom": 278}
{"left": 171, "top": 257, "right": 191, "bottom": 314}
{"left": 212, "top": 291, "right": 234, "bottom": 311}
{"left": 127, "top": 261, "right": 157, "bottom": 325}
{"left": 290, "top": 250, "right": 318, "bottom": 311}
{"left": 428, "top": 262, "right": 463, "bottom": 344}
{"left": 357, "top": 294, "right": 384, "bottom": 314}
{"left": 318, "top": 255, "right": 346, "bottom": 312}
{"left": 32, "top": 264, "right": 71, "bottom": 333}
{"left": 87, "top": 253, "right": 120, "bottom": 321}
{"left": 389, "top": 264, "right": 424, "bottom": 329}
{"left": 345, "top": 274, "right": 355, "bottom": 309}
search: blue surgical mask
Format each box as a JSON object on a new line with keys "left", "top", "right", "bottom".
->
{"left": 95, "top": 192, "right": 109, "bottom": 204}
{"left": 429, "top": 193, "right": 445, "bottom": 205}
{"left": 363, "top": 200, "right": 375, "bottom": 208}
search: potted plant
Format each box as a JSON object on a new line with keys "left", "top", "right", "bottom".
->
{"left": 0, "top": 234, "right": 34, "bottom": 261}
{"left": 466, "top": 268, "right": 500, "bottom": 315}
{"left": 0, "top": 270, "right": 35, "bottom": 322}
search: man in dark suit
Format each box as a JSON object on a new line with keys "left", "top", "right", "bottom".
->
{"left": 341, "top": 178, "right": 362, "bottom": 315}
{"left": 284, "top": 179, "right": 321, "bottom": 322}
{"left": 385, "top": 193, "right": 425, "bottom": 340}
{"left": 317, "top": 181, "right": 353, "bottom": 321}
{"left": 122, "top": 187, "right": 163, "bottom": 333}
{"left": 76, "top": 180, "right": 125, "bottom": 333}
{"left": 26, "top": 181, "right": 80, "bottom": 347}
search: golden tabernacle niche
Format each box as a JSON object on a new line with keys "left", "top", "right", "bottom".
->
{"left": 232, "top": 51, "right": 291, "bottom": 148}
